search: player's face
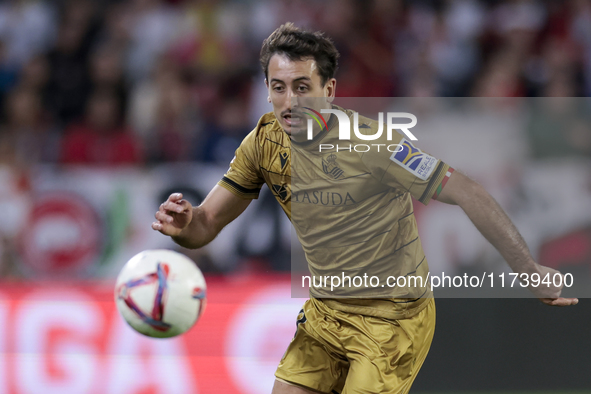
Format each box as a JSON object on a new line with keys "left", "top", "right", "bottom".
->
{"left": 265, "top": 54, "right": 336, "bottom": 139}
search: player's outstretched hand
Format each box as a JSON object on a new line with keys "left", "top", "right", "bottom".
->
{"left": 538, "top": 297, "right": 579, "bottom": 307}
{"left": 152, "top": 193, "right": 193, "bottom": 237}
{"left": 530, "top": 264, "right": 579, "bottom": 307}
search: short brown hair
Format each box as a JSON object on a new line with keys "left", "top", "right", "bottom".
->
{"left": 260, "top": 23, "right": 339, "bottom": 86}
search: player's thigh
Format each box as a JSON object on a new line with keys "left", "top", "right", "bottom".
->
{"left": 275, "top": 301, "right": 348, "bottom": 393}
{"left": 397, "top": 298, "right": 436, "bottom": 375}
{"left": 341, "top": 299, "right": 436, "bottom": 394}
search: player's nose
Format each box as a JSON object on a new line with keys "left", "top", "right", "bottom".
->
{"left": 286, "top": 89, "right": 299, "bottom": 110}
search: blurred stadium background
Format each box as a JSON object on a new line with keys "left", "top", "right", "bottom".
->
{"left": 0, "top": 0, "right": 589, "bottom": 393}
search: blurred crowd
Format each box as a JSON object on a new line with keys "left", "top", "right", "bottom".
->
{"left": 0, "top": 0, "right": 589, "bottom": 170}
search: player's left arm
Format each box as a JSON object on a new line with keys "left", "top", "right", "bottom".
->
{"left": 435, "top": 170, "right": 578, "bottom": 307}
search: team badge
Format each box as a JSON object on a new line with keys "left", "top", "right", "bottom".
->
{"left": 322, "top": 154, "right": 344, "bottom": 179}
{"left": 389, "top": 138, "right": 437, "bottom": 181}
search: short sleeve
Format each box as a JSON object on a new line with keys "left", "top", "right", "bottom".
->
{"left": 218, "top": 128, "right": 265, "bottom": 199}
{"left": 360, "top": 135, "right": 450, "bottom": 205}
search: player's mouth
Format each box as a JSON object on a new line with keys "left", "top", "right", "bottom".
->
{"left": 283, "top": 113, "right": 303, "bottom": 127}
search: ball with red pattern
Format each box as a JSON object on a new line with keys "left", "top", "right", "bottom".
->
{"left": 115, "top": 249, "right": 207, "bottom": 338}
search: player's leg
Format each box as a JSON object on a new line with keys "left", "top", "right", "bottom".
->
{"left": 340, "top": 298, "right": 436, "bottom": 394}
{"left": 274, "top": 301, "right": 348, "bottom": 394}
{"left": 395, "top": 299, "right": 436, "bottom": 393}
{"left": 271, "top": 379, "right": 322, "bottom": 393}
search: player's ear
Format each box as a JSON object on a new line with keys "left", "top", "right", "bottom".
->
{"left": 265, "top": 79, "right": 271, "bottom": 102}
{"left": 325, "top": 78, "right": 336, "bottom": 101}
{"left": 264, "top": 79, "right": 271, "bottom": 102}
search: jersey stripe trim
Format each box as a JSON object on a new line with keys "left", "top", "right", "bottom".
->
{"left": 218, "top": 176, "right": 261, "bottom": 199}
{"left": 432, "top": 167, "right": 455, "bottom": 200}
{"left": 418, "top": 161, "right": 448, "bottom": 205}
{"left": 401, "top": 256, "right": 426, "bottom": 277}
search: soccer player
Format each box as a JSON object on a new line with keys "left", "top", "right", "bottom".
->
{"left": 152, "top": 23, "right": 578, "bottom": 394}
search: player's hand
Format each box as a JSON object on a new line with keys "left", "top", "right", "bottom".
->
{"left": 528, "top": 264, "right": 578, "bottom": 307}
{"left": 538, "top": 297, "right": 579, "bottom": 307}
{"left": 152, "top": 193, "right": 193, "bottom": 237}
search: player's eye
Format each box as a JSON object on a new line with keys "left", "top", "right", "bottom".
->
{"left": 273, "top": 86, "right": 284, "bottom": 92}
{"left": 297, "top": 85, "right": 309, "bottom": 92}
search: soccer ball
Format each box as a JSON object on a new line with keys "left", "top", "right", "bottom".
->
{"left": 115, "top": 249, "right": 207, "bottom": 338}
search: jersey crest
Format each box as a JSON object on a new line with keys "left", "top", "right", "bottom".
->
{"left": 322, "top": 153, "right": 344, "bottom": 179}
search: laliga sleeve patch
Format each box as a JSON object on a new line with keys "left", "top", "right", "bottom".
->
{"left": 389, "top": 138, "right": 438, "bottom": 181}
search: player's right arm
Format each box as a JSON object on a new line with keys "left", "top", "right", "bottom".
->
{"left": 153, "top": 123, "right": 266, "bottom": 249}
{"left": 152, "top": 186, "right": 252, "bottom": 249}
